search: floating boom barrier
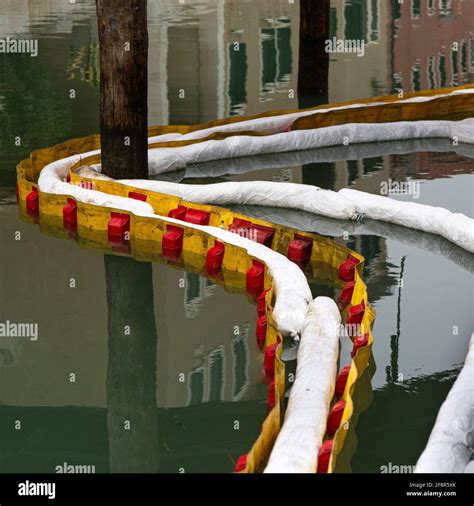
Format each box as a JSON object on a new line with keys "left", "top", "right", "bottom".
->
{"left": 415, "top": 334, "right": 474, "bottom": 474}
{"left": 17, "top": 156, "right": 375, "bottom": 473}
{"left": 16, "top": 85, "right": 474, "bottom": 473}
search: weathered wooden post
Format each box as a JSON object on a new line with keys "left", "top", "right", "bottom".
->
{"left": 96, "top": 0, "right": 158, "bottom": 472}
{"left": 298, "top": 0, "right": 330, "bottom": 109}
{"left": 104, "top": 255, "right": 159, "bottom": 473}
{"left": 96, "top": 0, "right": 149, "bottom": 179}
{"left": 298, "top": 0, "right": 334, "bottom": 192}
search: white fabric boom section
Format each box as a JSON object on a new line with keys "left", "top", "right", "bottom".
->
{"left": 115, "top": 177, "right": 474, "bottom": 253}
{"left": 183, "top": 138, "right": 474, "bottom": 179}
{"left": 38, "top": 154, "right": 312, "bottom": 339}
{"left": 264, "top": 297, "right": 341, "bottom": 473}
{"left": 415, "top": 334, "right": 474, "bottom": 473}
{"left": 146, "top": 119, "right": 474, "bottom": 175}
{"left": 339, "top": 189, "right": 474, "bottom": 253}
{"left": 146, "top": 89, "right": 474, "bottom": 144}
{"left": 118, "top": 179, "right": 359, "bottom": 221}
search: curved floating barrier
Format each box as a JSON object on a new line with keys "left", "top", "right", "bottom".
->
{"left": 50, "top": 85, "right": 474, "bottom": 253}
{"left": 102, "top": 178, "right": 474, "bottom": 253}
{"left": 264, "top": 271, "right": 375, "bottom": 474}
{"left": 183, "top": 137, "right": 474, "bottom": 179}
{"left": 16, "top": 136, "right": 375, "bottom": 473}
{"left": 415, "top": 334, "right": 474, "bottom": 474}
{"left": 142, "top": 86, "right": 474, "bottom": 175}
{"left": 17, "top": 85, "right": 471, "bottom": 473}
{"left": 233, "top": 205, "right": 474, "bottom": 276}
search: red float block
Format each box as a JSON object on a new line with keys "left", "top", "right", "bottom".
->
{"left": 228, "top": 218, "right": 252, "bottom": 235}
{"left": 162, "top": 225, "right": 184, "bottom": 259}
{"left": 206, "top": 241, "right": 225, "bottom": 275}
{"left": 234, "top": 454, "right": 248, "bottom": 473}
{"left": 249, "top": 224, "right": 275, "bottom": 247}
{"left": 257, "top": 289, "right": 270, "bottom": 317}
{"left": 246, "top": 260, "right": 265, "bottom": 298}
{"left": 108, "top": 212, "right": 130, "bottom": 244}
{"left": 264, "top": 343, "right": 278, "bottom": 381}
{"left": 351, "top": 333, "right": 369, "bottom": 358}
{"left": 288, "top": 234, "right": 313, "bottom": 266}
{"left": 327, "top": 399, "right": 346, "bottom": 437}
{"left": 338, "top": 253, "right": 360, "bottom": 282}
{"left": 346, "top": 299, "right": 365, "bottom": 326}
{"left": 184, "top": 208, "right": 210, "bottom": 226}
{"left": 256, "top": 315, "right": 267, "bottom": 350}
{"left": 26, "top": 187, "right": 39, "bottom": 216}
{"left": 63, "top": 198, "right": 77, "bottom": 231}
{"left": 335, "top": 365, "right": 351, "bottom": 399}
{"left": 317, "top": 440, "right": 334, "bottom": 474}
{"left": 267, "top": 379, "right": 276, "bottom": 411}
{"left": 337, "top": 281, "right": 356, "bottom": 312}
{"left": 128, "top": 191, "right": 147, "bottom": 202}
{"left": 168, "top": 205, "right": 187, "bottom": 221}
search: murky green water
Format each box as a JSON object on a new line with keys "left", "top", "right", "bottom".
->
{"left": 0, "top": 0, "right": 473, "bottom": 473}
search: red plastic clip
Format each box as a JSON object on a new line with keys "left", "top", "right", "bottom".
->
{"left": 351, "top": 333, "right": 369, "bottom": 358}
{"left": 257, "top": 289, "right": 270, "bottom": 317}
{"left": 234, "top": 454, "right": 248, "bottom": 473}
{"left": 256, "top": 315, "right": 267, "bottom": 350}
{"left": 228, "top": 218, "right": 252, "bottom": 235}
{"left": 338, "top": 281, "right": 356, "bottom": 312}
{"left": 63, "top": 198, "right": 77, "bottom": 231}
{"left": 249, "top": 224, "right": 275, "bottom": 247}
{"left": 335, "top": 365, "right": 351, "bottom": 399}
{"left": 317, "top": 440, "right": 334, "bottom": 474}
{"left": 346, "top": 299, "right": 365, "bottom": 326}
{"left": 162, "top": 225, "right": 184, "bottom": 260}
{"left": 206, "top": 241, "right": 225, "bottom": 275}
{"left": 26, "top": 187, "right": 39, "bottom": 217}
{"left": 168, "top": 205, "right": 187, "bottom": 221}
{"left": 267, "top": 379, "right": 276, "bottom": 411}
{"left": 264, "top": 343, "right": 278, "bottom": 381}
{"left": 184, "top": 208, "right": 210, "bottom": 226}
{"left": 288, "top": 234, "right": 313, "bottom": 267}
{"left": 108, "top": 212, "right": 130, "bottom": 244}
{"left": 246, "top": 260, "right": 265, "bottom": 297}
{"left": 338, "top": 254, "right": 360, "bottom": 282}
{"left": 128, "top": 191, "right": 147, "bottom": 202}
{"left": 327, "top": 399, "right": 346, "bottom": 437}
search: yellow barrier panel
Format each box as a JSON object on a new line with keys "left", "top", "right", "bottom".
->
{"left": 292, "top": 91, "right": 474, "bottom": 130}
{"left": 326, "top": 269, "right": 375, "bottom": 473}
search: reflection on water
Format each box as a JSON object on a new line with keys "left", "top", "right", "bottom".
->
{"left": 352, "top": 368, "right": 462, "bottom": 473}
{"left": 1, "top": 0, "right": 473, "bottom": 184}
{"left": 0, "top": 0, "right": 473, "bottom": 473}
{"left": 0, "top": 200, "right": 268, "bottom": 472}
